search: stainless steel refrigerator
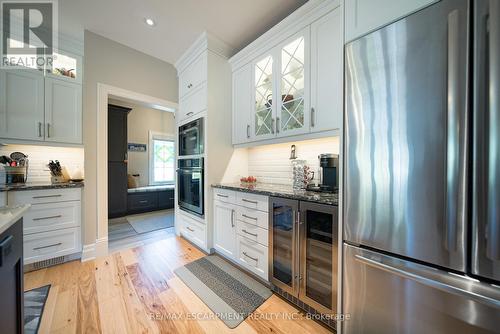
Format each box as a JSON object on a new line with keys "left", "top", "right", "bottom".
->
{"left": 343, "top": 0, "right": 500, "bottom": 333}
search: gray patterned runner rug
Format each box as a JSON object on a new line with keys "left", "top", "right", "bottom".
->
{"left": 174, "top": 255, "right": 272, "bottom": 328}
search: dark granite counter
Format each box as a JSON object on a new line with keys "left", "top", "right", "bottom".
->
{"left": 0, "top": 182, "right": 84, "bottom": 192}
{"left": 212, "top": 183, "right": 338, "bottom": 206}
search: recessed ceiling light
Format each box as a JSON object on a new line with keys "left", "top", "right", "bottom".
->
{"left": 145, "top": 18, "right": 155, "bottom": 27}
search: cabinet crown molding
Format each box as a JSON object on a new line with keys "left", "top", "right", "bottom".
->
{"left": 175, "top": 31, "right": 234, "bottom": 74}
{"left": 228, "top": 0, "right": 341, "bottom": 71}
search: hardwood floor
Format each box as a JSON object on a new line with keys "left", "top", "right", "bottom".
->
{"left": 24, "top": 235, "right": 333, "bottom": 334}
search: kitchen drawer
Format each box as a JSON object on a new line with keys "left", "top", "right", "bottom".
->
{"left": 179, "top": 53, "right": 207, "bottom": 99}
{"left": 8, "top": 188, "right": 81, "bottom": 205}
{"left": 127, "top": 192, "right": 158, "bottom": 213}
{"left": 236, "top": 235, "right": 268, "bottom": 281}
{"left": 23, "top": 201, "right": 81, "bottom": 235}
{"left": 236, "top": 220, "right": 268, "bottom": 247}
{"left": 24, "top": 227, "right": 81, "bottom": 265}
{"left": 213, "top": 188, "right": 236, "bottom": 204}
{"left": 178, "top": 84, "right": 207, "bottom": 122}
{"left": 179, "top": 213, "right": 206, "bottom": 249}
{"left": 158, "top": 189, "right": 175, "bottom": 210}
{"left": 236, "top": 206, "right": 268, "bottom": 229}
{"left": 236, "top": 192, "right": 268, "bottom": 212}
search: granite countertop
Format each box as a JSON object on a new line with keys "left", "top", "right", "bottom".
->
{"left": 212, "top": 183, "right": 338, "bottom": 206}
{"left": 0, "top": 204, "right": 30, "bottom": 235}
{"left": 0, "top": 182, "right": 84, "bottom": 192}
{"left": 127, "top": 184, "right": 175, "bottom": 193}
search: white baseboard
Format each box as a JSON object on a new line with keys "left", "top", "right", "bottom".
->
{"left": 81, "top": 243, "right": 96, "bottom": 262}
{"left": 95, "top": 236, "right": 109, "bottom": 258}
{"left": 81, "top": 237, "right": 108, "bottom": 261}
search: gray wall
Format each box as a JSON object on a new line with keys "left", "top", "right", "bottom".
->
{"left": 83, "top": 31, "right": 178, "bottom": 245}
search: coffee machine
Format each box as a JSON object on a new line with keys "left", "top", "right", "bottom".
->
{"left": 307, "top": 153, "right": 339, "bottom": 193}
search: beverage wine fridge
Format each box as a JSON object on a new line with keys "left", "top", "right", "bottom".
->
{"left": 269, "top": 197, "right": 338, "bottom": 315}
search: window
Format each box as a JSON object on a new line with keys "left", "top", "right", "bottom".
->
{"left": 149, "top": 132, "right": 175, "bottom": 185}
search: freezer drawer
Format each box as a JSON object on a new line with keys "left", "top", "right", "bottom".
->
{"left": 343, "top": 244, "right": 500, "bottom": 334}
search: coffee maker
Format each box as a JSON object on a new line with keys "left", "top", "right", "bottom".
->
{"left": 307, "top": 153, "right": 339, "bottom": 193}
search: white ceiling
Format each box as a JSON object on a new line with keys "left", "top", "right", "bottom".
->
{"left": 60, "top": 0, "right": 308, "bottom": 65}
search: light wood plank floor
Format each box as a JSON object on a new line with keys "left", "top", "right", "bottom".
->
{"left": 24, "top": 235, "right": 333, "bottom": 334}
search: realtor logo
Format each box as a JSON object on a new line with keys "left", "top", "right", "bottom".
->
{"left": 1, "top": 0, "right": 58, "bottom": 68}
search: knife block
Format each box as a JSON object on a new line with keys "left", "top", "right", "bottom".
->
{"left": 51, "top": 176, "right": 66, "bottom": 184}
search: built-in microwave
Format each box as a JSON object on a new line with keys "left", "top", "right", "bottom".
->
{"left": 179, "top": 118, "right": 204, "bottom": 156}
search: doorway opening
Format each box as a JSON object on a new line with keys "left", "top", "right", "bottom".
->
{"left": 93, "top": 84, "right": 177, "bottom": 258}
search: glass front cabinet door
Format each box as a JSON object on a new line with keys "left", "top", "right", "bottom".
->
{"left": 299, "top": 202, "right": 338, "bottom": 314}
{"left": 253, "top": 54, "right": 275, "bottom": 140}
{"left": 277, "top": 28, "right": 310, "bottom": 136}
{"left": 252, "top": 28, "right": 310, "bottom": 140}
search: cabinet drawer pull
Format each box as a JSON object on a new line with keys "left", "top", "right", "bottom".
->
{"left": 242, "top": 214, "right": 257, "bottom": 221}
{"left": 187, "top": 112, "right": 194, "bottom": 116}
{"left": 242, "top": 198, "right": 258, "bottom": 205}
{"left": 139, "top": 200, "right": 148, "bottom": 204}
{"left": 32, "top": 195, "right": 62, "bottom": 199}
{"left": 33, "top": 242, "right": 62, "bottom": 250}
{"left": 243, "top": 251, "right": 258, "bottom": 262}
{"left": 33, "top": 215, "right": 62, "bottom": 221}
{"left": 186, "top": 226, "right": 195, "bottom": 232}
{"left": 216, "top": 194, "right": 229, "bottom": 198}
{"left": 242, "top": 229, "right": 258, "bottom": 237}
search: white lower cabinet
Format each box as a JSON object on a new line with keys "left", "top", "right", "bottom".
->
{"left": 7, "top": 188, "right": 82, "bottom": 265}
{"left": 212, "top": 188, "right": 269, "bottom": 281}
{"left": 24, "top": 227, "right": 81, "bottom": 264}
{"left": 213, "top": 200, "right": 236, "bottom": 258}
{"left": 178, "top": 212, "right": 207, "bottom": 251}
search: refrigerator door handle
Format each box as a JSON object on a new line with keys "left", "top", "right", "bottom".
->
{"left": 486, "top": 0, "right": 500, "bottom": 261}
{"left": 445, "top": 9, "right": 462, "bottom": 252}
{"left": 354, "top": 254, "right": 500, "bottom": 309}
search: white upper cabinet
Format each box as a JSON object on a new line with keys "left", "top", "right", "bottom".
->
{"left": 0, "top": 69, "right": 45, "bottom": 141}
{"left": 345, "top": 0, "right": 438, "bottom": 42}
{"left": 0, "top": 46, "right": 83, "bottom": 145}
{"left": 277, "top": 28, "right": 310, "bottom": 137}
{"left": 44, "top": 78, "right": 82, "bottom": 144}
{"left": 310, "top": 7, "right": 343, "bottom": 133}
{"left": 232, "top": 64, "right": 253, "bottom": 144}
{"left": 230, "top": 0, "right": 343, "bottom": 146}
{"left": 179, "top": 53, "right": 207, "bottom": 99}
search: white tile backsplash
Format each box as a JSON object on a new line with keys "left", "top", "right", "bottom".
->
{"left": 247, "top": 137, "right": 340, "bottom": 185}
{"left": 0, "top": 144, "right": 84, "bottom": 184}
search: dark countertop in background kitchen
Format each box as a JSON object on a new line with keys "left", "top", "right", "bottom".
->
{"left": 212, "top": 183, "right": 338, "bottom": 206}
{"left": 0, "top": 182, "right": 84, "bottom": 192}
